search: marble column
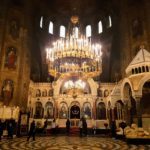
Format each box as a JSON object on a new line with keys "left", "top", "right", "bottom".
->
{"left": 54, "top": 100, "right": 58, "bottom": 119}
{"left": 92, "top": 100, "right": 96, "bottom": 119}
{"left": 135, "top": 97, "right": 142, "bottom": 127}
{"left": 124, "top": 100, "right": 131, "bottom": 125}
{"left": 123, "top": 101, "right": 128, "bottom": 123}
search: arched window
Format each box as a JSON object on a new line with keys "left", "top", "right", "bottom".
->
{"left": 97, "top": 102, "right": 106, "bottom": 120}
{"left": 146, "top": 66, "right": 149, "bottom": 72}
{"left": 98, "top": 21, "right": 103, "bottom": 33}
{"left": 108, "top": 16, "right": 112, "bottom": 27}
{"left": 40, "top": 16, "right": 43, "bottom": 28}
{"left": 135, "top": 68, "right": 138, "bottom": 74}
{"left": 60, "top": 25, "right": 65, "bottom": 38}
{"left": 86, "top": 25, "right": 91, "bottom": 37}
{"left": 138, "top": 67, "right": 141, "bottom": 73}
{"left": 132, "top": 69, "right": 134, "bottom": 74}
{"left": 73, "top": 27, "right": 78, "bottom": 38}
{"left": 49, "top": 21, "right": 53, "bottom": 34}
{"left": 142, "top": 66, "right": 145, "bottom": 72}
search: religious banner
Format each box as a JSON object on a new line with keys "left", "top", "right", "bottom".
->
{"left": 1, "top": 79, "right": 14, "bottom": 106}
{"left": 5, "top": 47, "right": 17, "bottom": 69}
{"left": 9, "top": 19, "right": 20, "bottom": 39}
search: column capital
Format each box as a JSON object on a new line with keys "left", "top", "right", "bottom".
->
{"left": 111, "top": 106, "right": 115, "bottom": 109}
{"left": 133, "top": 94, "right": 142, "bottom": 101}
{"left": 123, "top": 100, "right": 128, "bottom": 105}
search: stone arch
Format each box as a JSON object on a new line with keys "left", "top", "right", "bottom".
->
{"left": 140, "top": 81, "right": 150, "bottom": 130}
{"left": 53, "top": 77, "right": 98, "bottom": 96}
{"left": 121, "top": 78, "right": 133, "bottom": 101}
{"left": 138, "top": 74, "right": 150, "bottom": 96}
{"left": 70, "top": 101, "right": 80, "bottom": 119}
{"left": 70, "top": 101, "right": 80, "bottom": 107}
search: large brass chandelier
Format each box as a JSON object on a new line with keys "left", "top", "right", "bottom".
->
{"left": 46, "top": 16, "right": 102, "bottom": 79}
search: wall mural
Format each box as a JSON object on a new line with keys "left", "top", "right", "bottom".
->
{"left": 83, "top": 102, "right": 91, "bottom": 119}
{"left": 9, "top": 19, "right": 20, "bottom": 39}
{"left": 97, "top": 102, "right": 106, "bottom": 120}
{"left": 1, "top": 79, "right": 14, "bottom": 106}
{"left": 34, "top": 102, "right": 43, "bottom": 119}
{"left": 59, "top": 103, "right": 68, "bottom": 119}
{"left": 5, "top": 47, "right": 17, "bottom": 69}
{"left": 45, "top": 102, "right": 54, "bottom": 119}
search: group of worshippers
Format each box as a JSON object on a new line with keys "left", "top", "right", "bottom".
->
{"left": 0, "top": 118, "right": 88, "bottom": 141}
{"left": 0, "top": 119, "right": 15, "bottom": 140}
{"left": 27, "top": 119, "right": 57, "bottom": 141}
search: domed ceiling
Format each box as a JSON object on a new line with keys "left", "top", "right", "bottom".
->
{"left": 37, "top": 0, "right": 112, "bottom": 23}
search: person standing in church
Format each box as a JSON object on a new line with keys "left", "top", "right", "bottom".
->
{"left": 7, "top": 122, "right": 13, "bottom": 139}
{"left": 83, "top": 118, "right": 87, "bottom": 136}
{"left": 43, "top": 119, "right": 48, "bottom": 134}
{"left": 111, "top": 120, "right": 116, "bottom": 138}
{"left": 51, "top": 119, "right": 56, "bottom": 135}
{"left": 0, "top": 120, "right": 3, "bottom": 140}
{"left": 27, "top": 120, "right": 36, "bottom": 141}
{"left": 66, "top": 119, "right": 70, "bottom": 135}
{"left": 78, "top": 118, "right": 83, "bottom": 137}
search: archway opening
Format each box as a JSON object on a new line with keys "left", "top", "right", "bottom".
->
{"left": 97, "top": 102, "right": 106, "bottom": 120}
{"left": 70, "top": 105, "right": 80, "bottom": 119}
{"left": 141, "top": 80, "right": 150, "bottom": 130}
{"left": 114, "top": 100, "right": 124, "bottom": 120}
{"left": 34, "top": 102, "right": 43, "bottom": 119}
{"left": 123, "top": 82, "right": 135, "bottom": 125}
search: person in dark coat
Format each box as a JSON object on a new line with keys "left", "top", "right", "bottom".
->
{"left": 51, "top": 119, "right": 56, "bottom": 135}
{"left": 43, "top": 119, "right": 48, "bottom": 134}
{"left": 83, "top": 118, "right": 87, "bottom": 136}
{"left": 66, "top": 119, "right": 70, "bottom": 135}
{"left": 78, "top": 118, "right": 83, "bottom": 137}
{"left": 7, "top": 122, "right": 13, "bottom": 139}
{"left": 111, "top": 121, "right": 117, "bottom": 138}
{"left": 27, "top": 120, "right": 36, "bottom": 141}
{"left": 0, "top": 120, "right": 3, "bottom": 140}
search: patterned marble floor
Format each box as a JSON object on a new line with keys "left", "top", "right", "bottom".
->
{"left": 0, "top": 136, "right": 149, "bottom": 150}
